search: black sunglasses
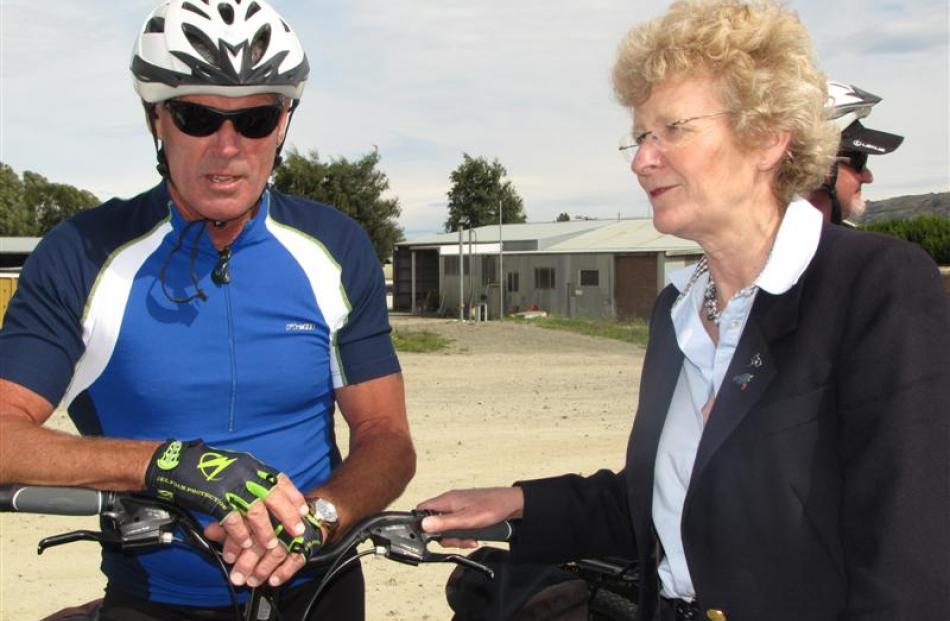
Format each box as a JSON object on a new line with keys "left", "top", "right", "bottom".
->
{"left": 164, "top": 100, "right": 284, "bottom": 139}
{"left": 837, "top": 151, "right": 868, "bottom": 173}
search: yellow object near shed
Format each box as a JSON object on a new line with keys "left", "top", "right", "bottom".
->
{"left": 0, "top": 273, "right": 18, "bottom": 327}
{"left": 1, "top": 236, "right": 40, "bottom": 326}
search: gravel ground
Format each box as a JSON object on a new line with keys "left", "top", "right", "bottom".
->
{"left": 1, "top": 316, "right": 645, "bottom": 620}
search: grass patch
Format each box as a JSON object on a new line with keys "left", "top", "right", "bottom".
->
{"left": 510, "top": 315, "right": 650, "bottom": 346}
{"left": 392, "top": 329, "right": 453, "bottom": 353}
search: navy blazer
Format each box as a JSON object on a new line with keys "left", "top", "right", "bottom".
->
{"left": 513, "top": 225, "right": 950, "bottom": 621}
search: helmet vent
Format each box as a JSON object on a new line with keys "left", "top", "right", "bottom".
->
{"left": 145, "top": 17, "right": 165, "bottom": 33}
{"left": 246, "top": 2, "right": 261, "bottom": 20}
{"left": 182, "top": 23, "right": 220, "bottom": 66}
{"left": 182, "top": 2, "right": 211, "bottom": 20}
{"left": 250, "top": 24, "right": 271, "bottom": 65}
{"left": 217, "top": 3, "right": 235, "bottom": 25}
{"left": 280, "top": 19, "right": 290, "bottom": 33}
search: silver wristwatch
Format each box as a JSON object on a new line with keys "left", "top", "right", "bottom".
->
{"left": 310, "top": 498, "right": 339, "bottom": 537}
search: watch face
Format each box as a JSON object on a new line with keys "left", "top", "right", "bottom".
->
{"left": 313, "top": 498, "right": 338, "bottom": 523}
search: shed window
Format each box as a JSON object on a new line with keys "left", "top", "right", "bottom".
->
{"left": 444, "top": 255, "right": 470, "bottom": 276}
{"left": 507, "top": 272, "right": 519, "bottom": 293}
{"left": 535, "top": 267, "right": 555, "bottom": 290}
{"left": 580, "top": 270, "right": 599, "bottom": 286}
{"left": 481, "top": 256, "right": 498, "bottom": 286}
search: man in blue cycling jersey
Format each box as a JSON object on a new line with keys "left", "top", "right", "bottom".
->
{"left": 0, "top": 1, "right": 415, "bottom": 619}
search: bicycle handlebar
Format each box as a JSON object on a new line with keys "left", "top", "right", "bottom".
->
{"left": 0, "top": 484, "right": 516, "bottom": 621}
{"left": 0, "top": 484, "right": 515, "bottom": 569}
{"left": 0, "top": 484, "right": 114, "bottom": 516}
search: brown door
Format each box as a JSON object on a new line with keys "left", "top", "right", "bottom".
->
{"left": 614, "top": 254, "right": 657, "bottom": 320}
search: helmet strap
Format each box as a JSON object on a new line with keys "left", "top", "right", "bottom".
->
{"left": 142, "top": 102, "right": 171, "bottom": 180}
{"left": 823, "top": 162, "right": 844, "bottom": 225}
{"left": 272, "top": 99, "right": 301, "bottom": 171}
{"left": 156, "top": 146, "right": 170, "bottom": 180}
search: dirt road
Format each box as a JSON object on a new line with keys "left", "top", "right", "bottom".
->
{"left": 0, "top": 317, "right": 644, "bottom": 620}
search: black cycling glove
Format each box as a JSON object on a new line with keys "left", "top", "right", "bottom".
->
{"left": 273, "top": 512, "right": 325, "bottom": 559}
{"left": 145, "top": 439, "right": 280, "bottom": 522}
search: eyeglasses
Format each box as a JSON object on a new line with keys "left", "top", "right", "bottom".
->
{"left": 837, "top": 151, "right": 868, "bottom": 173}
{"left": 618, "top": 111, "right": 733, "bottom": 161}
{"left": 164, "top": 100, "right": 284, "bottom": 139}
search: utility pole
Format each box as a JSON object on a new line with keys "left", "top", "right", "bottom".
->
{"left": 458, "top": 226, "right": 464, "bottom": 321}
{"left": 498, "top": 200, "right": 504, "bottom": 320}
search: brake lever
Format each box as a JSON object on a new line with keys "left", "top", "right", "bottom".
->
{"left": 442, "top": 553, "right": 495, "bottom": 580}
{"left": 38, "top": 529, "right": 119, "bottom": 554}
{"left": 36, "top": 496, "right": 178, "bottom": 556}
{"left": 367, "top": 512, "right": 495, "bottom": 579}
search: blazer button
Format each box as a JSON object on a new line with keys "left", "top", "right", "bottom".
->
{"left": 706, "top": 610, "right": 727, "bottom": 621}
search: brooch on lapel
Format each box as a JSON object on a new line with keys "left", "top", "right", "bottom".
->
{"left": 749, "top": 353, "right": 763, "bottom": 368}
{"left": 732, "top": 373, "right": 754, "bottom": 391}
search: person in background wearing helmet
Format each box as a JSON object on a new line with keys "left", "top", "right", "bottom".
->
{"left": 808, "top": 82, "right": 904, "bottom": 225}
{"left": 0, "top": 1, "right": 414, "bottom": 619}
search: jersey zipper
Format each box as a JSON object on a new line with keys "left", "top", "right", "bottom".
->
{"left": 221, "top": 250, "right": 238, "bottom": 433}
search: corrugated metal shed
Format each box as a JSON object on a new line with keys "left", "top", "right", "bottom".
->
{"left": 393, "top": 219, "right": 702, "bottom": 319}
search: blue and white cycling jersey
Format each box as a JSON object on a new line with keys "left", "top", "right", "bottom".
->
{"left": 0, "top": 182, "right": 399, "bottom": 606}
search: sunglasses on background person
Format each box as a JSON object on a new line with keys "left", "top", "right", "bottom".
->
{"left": 837, "top": 151, "right": 868, "bottom": 173}
{"left": 163, "top": 100, "right": 284, "bottom": 139}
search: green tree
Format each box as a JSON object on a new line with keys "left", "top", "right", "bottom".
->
{"left": 0, "top": 163, "right": 32, "bottom": 236}
{"left": 444, "top": 154, "right": 526, "bottom": 232}
{"left": 23, "top": 171, "right": 100, "bottom": 234}
{"left": 556, "top": 212, "right": 570, "bottom": 222}
{"left": 272, "top": 149, "right": 403, "bottom": 262}
{"left": 0, "top": 163, "right": 99, "bottom": 236}
{"left": 864, "top": 214, "right": 950, "bottom": 264}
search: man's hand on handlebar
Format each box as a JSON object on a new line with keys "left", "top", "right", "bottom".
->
{"left": 145, "top": 439, "right": 312, "bottom": 585}
{"left": 417, "top": 486, "right": 524, "bottom": 548}
{"left": 206, "top": 504, "right": 326, "bottom": 587}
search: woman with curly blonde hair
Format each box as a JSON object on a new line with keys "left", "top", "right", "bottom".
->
{"left": 421, "top": 2, "right": 950, "bottom": 619}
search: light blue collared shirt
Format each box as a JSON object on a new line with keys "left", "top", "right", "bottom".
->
{"left": 652, "top": 199, "right": 822, "bottom": 600}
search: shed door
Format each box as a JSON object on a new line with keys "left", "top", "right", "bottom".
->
{"left": 614, "top": 254, "right": 657, "bottom": 320}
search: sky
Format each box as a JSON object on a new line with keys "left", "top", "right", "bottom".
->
{"left": 1, "top": 1, "right": 948, "bottom": 239}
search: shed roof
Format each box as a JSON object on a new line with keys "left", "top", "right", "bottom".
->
{"left": 544, "top": 220, "right": 700, "bottom": 255}
{"left": 400, "top": 221, "right": 607, "bottom": 246}
{"left": 0, "top": 237, "right": 42, "bottom": 254}
{"left": 397, "top": 219, "right": 700, "bottom": 255}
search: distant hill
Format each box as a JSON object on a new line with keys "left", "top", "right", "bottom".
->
{"left": 855, "top": 191, "right": 950, "bottom": 225}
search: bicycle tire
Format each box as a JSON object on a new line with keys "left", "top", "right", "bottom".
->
{"left": 588, "top": 587, "right": 638, "bottom": 621}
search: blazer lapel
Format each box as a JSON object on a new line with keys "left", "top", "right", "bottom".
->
{"left": 627, "top": 291, "right": 683, "bottom": 541}
{"left": 689, "top": 282, "right": 804, "bottom": 484}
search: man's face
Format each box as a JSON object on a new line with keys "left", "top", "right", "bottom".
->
{"left": 835, "top": 153, "right": 874, "bottom": 220}
{"left": 154, "top": 93, "right": 289, "bottom": 224}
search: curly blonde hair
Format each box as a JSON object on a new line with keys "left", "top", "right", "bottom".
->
{"left": 612, "top": 0, "right": 838, "bottom": 204}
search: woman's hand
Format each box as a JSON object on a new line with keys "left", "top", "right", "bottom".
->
{"left": 417, "top": 486, "right": 524, "bottom": 548}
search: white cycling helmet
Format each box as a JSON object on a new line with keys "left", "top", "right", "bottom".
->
{"left": 131, "top": 0, "right": 309, "bottom": 103}
{"left": 826, "top": 81, "right": 903, "bottom": 155}
{"left": 820, "top": 81, "right": 904, "bottom": 224}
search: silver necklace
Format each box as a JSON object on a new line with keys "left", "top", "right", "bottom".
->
{"left": 679, "top": 255, "right": 736, "bottom": 325}
{"left": 679, "top": 255, "right": 722, "bottom": 323}
{"left": 685, "top": 256, "right": 722, "bottom": 324}
{"left": 703, "top": 274, "right": 722, "bottom": 324}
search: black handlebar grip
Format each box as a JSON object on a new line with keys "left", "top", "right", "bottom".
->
{"left": 439, "top": 521, "right": 515, "bottom": 542}
{"left": 0, "top": 485, "right": 107, "bottom": 516}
